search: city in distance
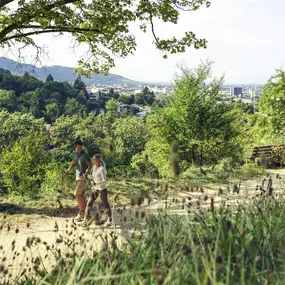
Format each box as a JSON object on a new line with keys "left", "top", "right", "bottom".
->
{"left": 0, "top": 56, "right": 263, "bottom": 101}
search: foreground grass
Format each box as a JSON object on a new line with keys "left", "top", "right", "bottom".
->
{"left": 1, "top": 182, "right": 285, "bottom": 285}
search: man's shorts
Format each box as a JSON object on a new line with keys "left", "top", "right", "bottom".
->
{"left": 74, "top": 178, "right": 87, "bottom": 196}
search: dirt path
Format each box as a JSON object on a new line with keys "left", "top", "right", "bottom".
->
{"left": 1, "top": 169, "right": 285, "bottom": 282}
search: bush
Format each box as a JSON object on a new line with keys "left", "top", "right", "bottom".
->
{"left": 40, "top": 161, "right": 73, "bottom": 195}
{"left": 0, "top": 131, "right": 50, "bottom": 196}
{"left": 267, "top": 146, "right": 285, "bottom": 167}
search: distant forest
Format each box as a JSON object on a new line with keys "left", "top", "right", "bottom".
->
{"left": 0, "top": 68, "right": 157, "bottom": 123}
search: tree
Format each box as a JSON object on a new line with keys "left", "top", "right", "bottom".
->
{"left": 105, "top": 98, "right": 119, "bottom": 123}
{"left": 108, "top": 88, "right": 120, "bottom": 100}
{"left": 142, "top": 86, "right": 153, "bottom": 95}
{"left": 0, "top": 70, "right": 43, "bottom": 95}
{"left": 113, "top": 116, "right": 149, "bottom": 164}
{"left": 45, "top": 102, "right": 60, "bottom": 123}
{"left": 0, "top": 89, "right": 17, "bottom": 112}
{"left": 50, "top": 114, "right": 103, "bottom": 162}
{"left": 73, "top": 76, "right": 87, "bottom": 94}
{"left": 0, "top": 131, "right": 50, "bottom": 196}
{"left": 0, "top": 110, "right": 44, "bottom": 151}
{"left": 145, "top": 61, "right": 247, "bottom": 174}
{"left": 64, "top": 98, "right": 87, "bottom": 117}
{"left": 119, "top": 94, "right": 133, "bottom": 105}
{"left": 134, "top": 92, "right": 155, "bottom": 106}
{"left": 257, "top": 69, "right": 285, "bottom": 133}
{"left": 45, "top": 74, "right": 54, "bottom": 82}
{"left": 0, "top": 0, "right": 210, "bottom": 75}
{"left": 30, "top": 90, "right": 42, "bottom": 118}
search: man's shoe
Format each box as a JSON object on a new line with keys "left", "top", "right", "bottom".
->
{"left": 76, "top": 219, "right": 86, "bottom": 226}
{"left": 77, "top": 216, "right": 95, "bottom": 226}
{"left": 75, "top": 211, "right": 85, "bottom": 222}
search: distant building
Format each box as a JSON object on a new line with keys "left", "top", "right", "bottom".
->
{"left": 88, "top": 92, "right": 100, "bottom": 101}
{"left": 232, "top": 87, "right": 243, "bottom": 97}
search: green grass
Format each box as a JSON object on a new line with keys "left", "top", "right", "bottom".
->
{"left": 0, "top": 163, "right": 266, "bottom": 225}
{"left": 179, "top": 163, "right": 266, "bottom": 187}
{"left": 1, "top": 165, "right": 285, "bottom": 284}
{"left": 2, "top": 185, "right": 285, "bottom": 285}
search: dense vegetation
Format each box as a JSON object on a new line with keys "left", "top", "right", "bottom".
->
{"left": 1, "top": 61, "right": 285, "bottom": 196}
{"left": 2, "top": 1, "right": 285, "bottom": 284}
{"left": 1, "top": 61, "right": 285, "bottom": 284}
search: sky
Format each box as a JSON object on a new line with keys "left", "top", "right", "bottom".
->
{"left": 2, "top": 0, "right": 285, "bottom": 84}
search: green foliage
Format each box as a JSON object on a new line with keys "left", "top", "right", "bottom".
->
{"left": 257, "top": 69, "right": 285, "bottom": 133}
{"left": 45, "top": 102, "right": 60, "bottom": 123}
{"left": 0, "top": 70, "right": 95, "bottom": 121}
{"left": 40, "top": 80, "right": 76, "bottom": 104}
{"left": 40, "top": 161, "right": 73, "bottom": 194}
{"left": 0, "top": 69, "right": 43, "bottom": 95}
{"left": 267, "top": 146, "right": 285, "bottom": 167}
{"left": 49, "top": 115, "right": 81, "bottom": 161}
{"left": 0, "top": 110, "right": 44, "bottom": 151}
{"left": 0, "top": 131, "right": 50, "bottom": 195}
{"left": 105, "top": 98, "right": 119, "bottom": 123}
{"left": 119, "top": 94, "right": 134, "bottom": 105}
{"left": 0, "top": 0, "right": 210, "bottom": 75}
{"left": 113, "top": 116, "right": 149, "bottom": 164}
{"left": 134, "top": 92, "right": 155, "bottom": 106}
{"left": 145, "top": 61, "right": 247, "bottom": 176}
{"left": 0, "top": 89, "right": 16, "bottom": 112}
{"left": 143, "top": 136, "right": 173, "bottom": 177}
{"left": 73, "top": 76, "right": 87, "bottom": 93}
{"left": 63, "top": 98, "right": 87, "bottom": 118}
{"left": 50, "top": 115, "right": 103, "bottom": 162}
{"left": 45, "top": 74, "right": 54, "bottom": 82}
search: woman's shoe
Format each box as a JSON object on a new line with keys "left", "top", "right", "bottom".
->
{"left": 75, "top": 211, "right": 85, "bottom": 222}
{"left": 104, "top": 218, "right": 112, "bottom": 227}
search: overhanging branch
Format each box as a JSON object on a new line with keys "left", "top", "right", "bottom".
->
{"left": 21, "top": 25, "right": 101, "bottom": 34}
{"left": 0, "top": 0, "right": 14, "bottom": 8}
{"left": 2, "top": 28, "right": 84, "bottom": 42}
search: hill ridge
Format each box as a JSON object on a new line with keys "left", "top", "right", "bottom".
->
{"left": 0, "top": 57, "right": 140, "bottom": 86}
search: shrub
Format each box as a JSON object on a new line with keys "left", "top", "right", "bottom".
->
{"left": 0, "top": 131, "right": 50, "bottom": 196}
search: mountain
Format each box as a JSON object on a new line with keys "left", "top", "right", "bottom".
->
{"left": 0, "top": 57, "right": 140, "bottom": 86}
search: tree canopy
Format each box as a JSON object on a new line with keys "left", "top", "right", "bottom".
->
{"left": 0, "top": 0, "right": 210, "bottom": 75}
{"left": 257, "top": 69, "right": 285, "bottom": 133}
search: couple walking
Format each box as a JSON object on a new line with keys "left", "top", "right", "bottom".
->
{"left": 64, "top": 140, "right": 112, "bottom": 227}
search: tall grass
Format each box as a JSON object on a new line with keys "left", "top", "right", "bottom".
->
{"left": 2, "top": 182, "right": 285, "bottom": 285}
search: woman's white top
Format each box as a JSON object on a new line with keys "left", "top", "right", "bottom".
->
{"left": 91, "top": 165, "right": 107, "bottom": 191}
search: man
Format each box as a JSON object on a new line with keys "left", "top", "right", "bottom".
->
{"left": 65, "top": 140, "right": 92, "bottom": 222}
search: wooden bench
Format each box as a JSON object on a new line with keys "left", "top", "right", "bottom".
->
{"left": 248, "top": 144, "right": 285, "bottom": 162}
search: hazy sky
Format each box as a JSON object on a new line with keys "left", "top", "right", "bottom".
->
{"left": 2, "top": 0, "right": 285, "bottom": 84}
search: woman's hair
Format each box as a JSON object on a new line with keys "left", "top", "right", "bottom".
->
{"left": 93, "top": 154, "right": 106, "bottom": 169}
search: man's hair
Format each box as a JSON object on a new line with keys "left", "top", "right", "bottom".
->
{"left": 74, "top": 139, "right": 83, "bottom": 146}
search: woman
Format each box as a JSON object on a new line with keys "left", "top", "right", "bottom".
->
{"left": 78, "top": 154, "right": 112, "bottom": 226}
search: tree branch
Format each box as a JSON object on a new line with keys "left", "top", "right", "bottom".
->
{"left": 0, "top": 0, "right": 82, "bottom": 42}
{"left": 0, "top": 0, "right": 14, "bottom": 8}
{"left": 20, "top": 25, "right": 101, "bottom": 34}
{"left": 1, "top": 23, "right": 107, "bottom": 43}
{"left": 149, "top": 16, "right": 159, "bottom": 46}
{"left": 44, "top": 0, "right": 81, "bottom": 10}
{"left": 2, "top": 28, "right": 84, "bottom": 42}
